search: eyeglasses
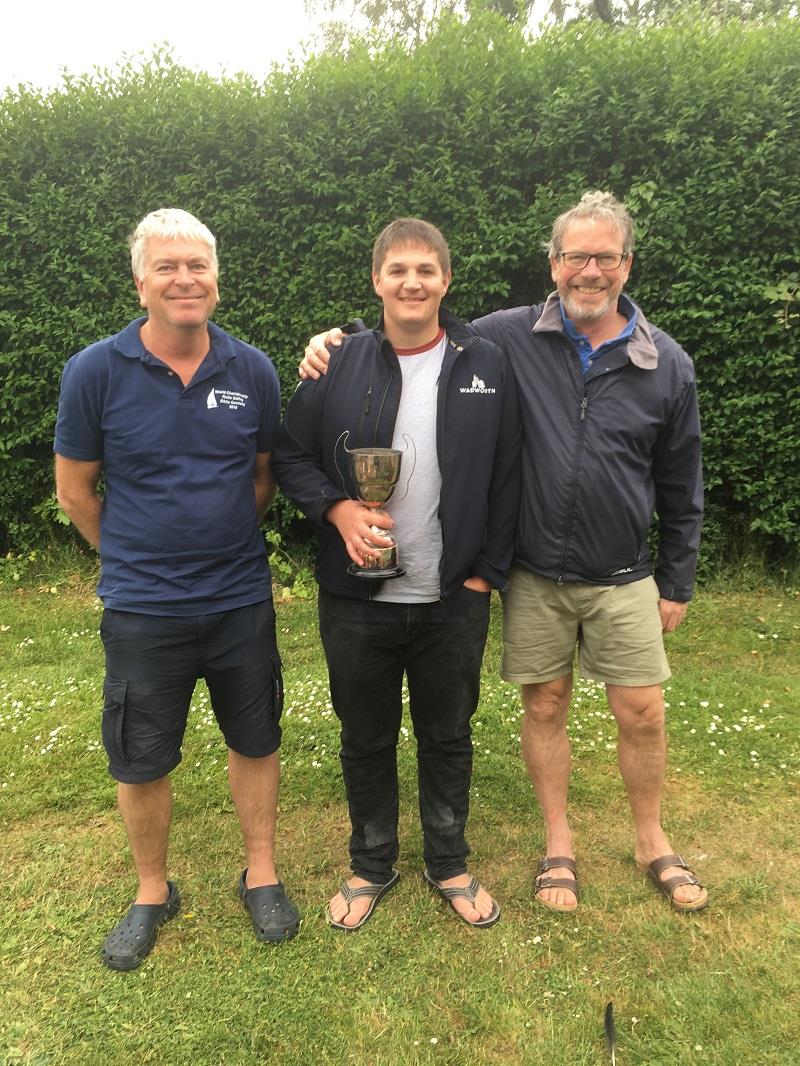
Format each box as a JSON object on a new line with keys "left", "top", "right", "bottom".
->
{"left": 559, "top": 252, "right": 629, "bottom": 270}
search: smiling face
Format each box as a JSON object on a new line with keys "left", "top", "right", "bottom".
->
{"left": 134, "top": 236, "right": 219, "bottom": 333}
{"left": 550, "top": 218, "right": 632, "bottom": 333}
{"left": 372, "top": 242, "right": 451, "bottom": 347}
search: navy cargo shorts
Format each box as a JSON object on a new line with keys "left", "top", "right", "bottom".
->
{"left": 99, "top": 599, "right": 283, "bottom": 784}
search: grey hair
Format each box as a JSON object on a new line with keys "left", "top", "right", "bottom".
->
{"left": 129, "top": 208, "right": 218, "bottom": 279}
{"left": 547, "top": 191, "right": 635, "bottom": 258}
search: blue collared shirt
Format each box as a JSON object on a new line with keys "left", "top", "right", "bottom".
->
{"left": 54, "top": 318, "right": 280, "bottom": 615}
{"left": 560, "top": 296, "right": 638, "bottom": 373}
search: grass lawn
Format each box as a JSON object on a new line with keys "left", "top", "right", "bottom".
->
{"left": 1, "top": 574, "right": 799, "bottom": 1065}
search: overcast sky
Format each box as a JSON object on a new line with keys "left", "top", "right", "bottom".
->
{"left": 2, "top": 0, "right": 553, "bottom": 96}
{"left": 2, "top": 0, "right": 319, "bottom": 94}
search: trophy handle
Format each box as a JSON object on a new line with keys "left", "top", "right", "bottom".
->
{"left": 333, "top": 430, "right": 352, "bottom": 497}
{"left": 396, "top": 434, "right": 417, "bottom": 503}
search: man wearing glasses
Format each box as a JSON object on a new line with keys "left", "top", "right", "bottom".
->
{"left": 299, "top": 191, "right": 707, "bottom": 915}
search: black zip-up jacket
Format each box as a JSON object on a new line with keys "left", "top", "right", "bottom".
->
{"left": 471, "top": 293, "right": 703, "bottom": 602}
{"left": 271, "top": 308, "right": 521, "bottom": 600}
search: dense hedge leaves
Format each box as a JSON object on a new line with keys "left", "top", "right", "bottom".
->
{"left": 1, "top": 13, "right": 798, "bottom": 567}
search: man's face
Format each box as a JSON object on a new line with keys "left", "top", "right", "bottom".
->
{"left": 550, "top": 219, "right": 632, "bottom": 330}
{"left": 135, "top": 237, "right": 219, "bottom": 332}
{"left": 372, "top": 243, "right": 450, "bottom": 338}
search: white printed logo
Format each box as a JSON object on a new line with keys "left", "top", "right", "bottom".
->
{"left": 206, "top": 388, "right": 249, "bottom": 410}
{"left": 460, "top": 374, "right": 496, "bottom": 395}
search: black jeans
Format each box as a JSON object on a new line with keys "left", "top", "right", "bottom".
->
{"left": 318, "top": 585, "right": 491, "bottom": 884}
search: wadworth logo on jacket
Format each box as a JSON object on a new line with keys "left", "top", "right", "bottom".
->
{"left": 460, "top": 375, "right": 496, "bottom": 395}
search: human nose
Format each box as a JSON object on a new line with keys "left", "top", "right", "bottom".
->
{"left": 580, "top": 255, "right": 603, "bottom": 275}
{"left": 402, "top": 272, "right": 421, "bottom": 289}
{"left": 174, "top": 264, "right": 194, "bottom": 286}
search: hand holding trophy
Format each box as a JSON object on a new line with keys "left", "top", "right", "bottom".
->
{"left": 335, "top": 432, "right": 413, "bottom": 579}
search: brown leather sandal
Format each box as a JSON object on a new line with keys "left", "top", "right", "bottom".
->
{"left": 637, "top": 853, "right": 708, "bottom": 913}
{"left": 534, "top": 856, "right": 579, "bottom": 913}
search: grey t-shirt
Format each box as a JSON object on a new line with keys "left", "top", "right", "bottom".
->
{"left": 374, "top": 333, "right": 446, "bottom": 603}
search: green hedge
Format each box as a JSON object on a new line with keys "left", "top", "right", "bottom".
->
{"left": 1, "top": 12, "right": 798, "bottom": 569}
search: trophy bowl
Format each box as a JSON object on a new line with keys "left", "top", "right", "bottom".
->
{"left": 346, "top": 446, "right": 405, "bottom": 579}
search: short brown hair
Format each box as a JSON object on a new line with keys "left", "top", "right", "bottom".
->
{"left": 372, "top": 218, "right": 451, "bottom": 274}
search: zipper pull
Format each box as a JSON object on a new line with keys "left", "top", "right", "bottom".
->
{"left": 363, "top": 385, "right": 373, "bottom": 416}
{"left": 580, "top": 397, "right": 588, "bottom": 421}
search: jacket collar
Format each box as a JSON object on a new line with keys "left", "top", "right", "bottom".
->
{"left": 375, "top": 304, "right": 478, "bottom": 349}
{"left": 533, "top": 292, "right": 658, "bottom": 370}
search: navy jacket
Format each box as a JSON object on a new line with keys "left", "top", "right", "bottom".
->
{"left": 272, "top": 308, "right": 521, "bottom": 600}
{"left": 471, "top": 294, "right": 703, "bottom": 601}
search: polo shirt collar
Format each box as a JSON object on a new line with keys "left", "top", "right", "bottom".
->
{"left": 532, "top": 292, "right": 659, "bottom": 370}
{"left": 112, "top": 317, "right": 237, "bottom": 371}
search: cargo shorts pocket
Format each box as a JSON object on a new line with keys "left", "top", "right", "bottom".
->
{"left": 101, "top": 678, "right": 130, "bottom": 764}
{"left": 271, "top": 652, "right": 285, "bottom": 724}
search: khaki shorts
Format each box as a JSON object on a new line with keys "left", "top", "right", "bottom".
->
{"left": 501, "top": 568, "right": 670, "bottom": 687}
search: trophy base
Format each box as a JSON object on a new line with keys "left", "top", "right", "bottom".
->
{"left": 347, "top": 563, "right": 406, "bottom": 580}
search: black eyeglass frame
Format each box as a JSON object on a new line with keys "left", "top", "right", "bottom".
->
{"left": 558, "top": 251, "right": 630, "bottom": 270}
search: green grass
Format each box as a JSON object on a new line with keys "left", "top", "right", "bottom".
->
{"left": 1, "top": 576, "right": 799, "bottom": 1065}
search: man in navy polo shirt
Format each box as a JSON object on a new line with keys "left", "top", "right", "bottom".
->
{"left": 55, "top": 208, "right": 299, "bottom": 970}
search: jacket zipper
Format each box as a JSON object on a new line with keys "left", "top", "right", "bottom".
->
{"left": 558, "top": 391, "right": 589, "bottom": 584}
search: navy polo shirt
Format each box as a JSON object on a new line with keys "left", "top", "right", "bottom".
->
{"left": 560, "top": 295, "right": 638, "bottom": 372}
{"left": 55, "top": 318, "right": 280, "bottom": 615}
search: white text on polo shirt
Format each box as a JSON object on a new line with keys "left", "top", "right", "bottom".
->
{"left": 207, "top": 388, "right": 249, "bottom": 410}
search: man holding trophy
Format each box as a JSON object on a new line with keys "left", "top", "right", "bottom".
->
{"left": 272, "top": 219, "right": 520, "bottom": 930}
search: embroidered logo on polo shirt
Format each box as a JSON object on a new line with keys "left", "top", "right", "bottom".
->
{"left": 207, "top": 388, "right": 249, "bottom": 410}
{"left": 459, "top": 375, "right": 496, "bottom": 395}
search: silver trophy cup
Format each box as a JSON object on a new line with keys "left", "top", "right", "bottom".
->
{"left": 337, "top": 437, "right": 406, "bottom": 579}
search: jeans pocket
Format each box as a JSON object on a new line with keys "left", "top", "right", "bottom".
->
{"left": 101, "top": 678, "right": 129, "bottom": 764}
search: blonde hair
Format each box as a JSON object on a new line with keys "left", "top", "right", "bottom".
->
{"left": 547, "top": 191, "right": 635, "bottom": 257}
{"left": 129, "top": 208, "right": 218, "bottom": 278}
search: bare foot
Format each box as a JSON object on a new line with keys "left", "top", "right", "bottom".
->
{"left": 635, "top": 851, "right": 708, "bottom": 909}
{"left": 534, "top": 856, "right": 578, "bottom": 912}
{"left": 432, "top": 873, "right": 498, "bottom": 924}
{"left": 328, "top": 876, "right": 398, "bottom": 928}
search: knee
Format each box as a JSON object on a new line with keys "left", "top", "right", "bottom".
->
{"left": 615, "top": 695, "right": 665, "bottom": 734}
{"left": 522, "top": 681, "right": 571, "bottom": 727}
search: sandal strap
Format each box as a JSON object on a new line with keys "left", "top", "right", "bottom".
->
{"left": 433, "top": 875, "right": 480, "bottom": 905}
{"left": 658, "top": 871, "right": 703, "bottom": 896}
{"left": 647, "top": 853, "right": 688, "bottom": 878}
{"left": 537, "top": 856, "right": 578, "bottom": 877}
{"left": 535, "top": 874, "right": 579, "bottom": 899}
{"left": 340, "top": 880, "right": 389, "bottom": 904}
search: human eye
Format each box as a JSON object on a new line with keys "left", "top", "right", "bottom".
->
{"left": 597, "top": 254, "right": 621, "bottom": 268}
{"left": 563, "top": 253, "right": 587, "bottom": 268}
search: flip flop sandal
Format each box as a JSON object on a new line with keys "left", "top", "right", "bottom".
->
{"left": 534, "top": 856, "right": 579, "bottom": 913}
{"left": 101, "top": 881, "right": 181, "bottom": 971}
{"left": 238, "top": 871, "right": 301, "bottom": 942}
{"left": 328, "top": 869, "right": 400, "bottom": 932}
{"left": 423, "top": 870, "right": 501, "bottom": 928}
{"left": 637, "top": 853, "right": 708, "bottom": 913}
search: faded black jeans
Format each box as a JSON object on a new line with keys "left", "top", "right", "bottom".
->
{"left": 318, "top": 585, "right": 491, "bottom": 884}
